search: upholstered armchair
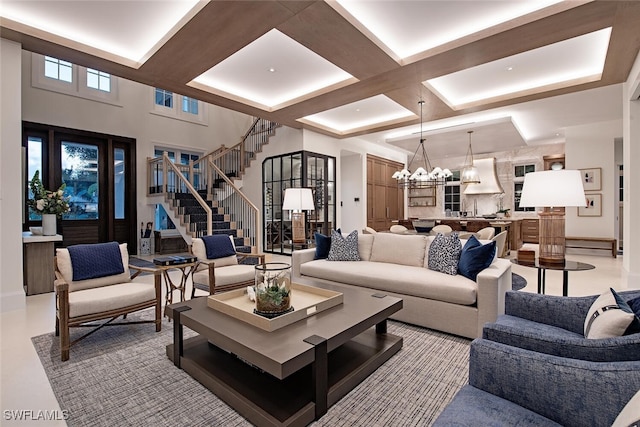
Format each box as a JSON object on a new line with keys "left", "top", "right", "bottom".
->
{"left": 433, "top": 338, "right": 640, "bottom": 426}
{"left": 483, "top": 290, "right": 640, "bottom": 362}
{"left": 491, "top": 230, "right": 508, "bottom": 257}
{"left": 475, "top": 226, "right": 495, "bottom": 240}
{"left": 190, "top": 235, "right": 265, "bottom": 298}
{"left": 54, "top": 242, "right": 162, "bottom": 361}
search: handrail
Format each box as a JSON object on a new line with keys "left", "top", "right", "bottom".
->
{"left": 163, "top": 153, "right": 212, "bottom": 236}
{"left": 209, "top": 158, "right": 261, "bottom": 251}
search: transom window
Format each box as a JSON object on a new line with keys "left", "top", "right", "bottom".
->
{"left": 155, "top": 88, "right": 173, "bottom": 108}
{"left": 87, "top": 68, "right": 111, "bottom": 92}
{"left": 44, "top": 56, "right": 72, "bottom": 82}
{"left": 182, "top": 96, "right": 199, "bottom": 115}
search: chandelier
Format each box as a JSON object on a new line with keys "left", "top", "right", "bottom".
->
{"left": 461, "top": 130, "right": 481, "bottom": 184}
{"left": 392, "top": 101, "right": 452, "bottom": 189}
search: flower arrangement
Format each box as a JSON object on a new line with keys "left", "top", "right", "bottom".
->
{"left": 28, "top": 171, "right": 70, "bottom": 216}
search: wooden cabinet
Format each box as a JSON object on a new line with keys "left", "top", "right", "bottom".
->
{"left": 22, "top": 233, "right": 63, "bottom": 295}
{"left": 367, "top": 155, "right": 404, "bottom": 231}
{"left": 521, "top": 219, "right": 539, "bottom": 243}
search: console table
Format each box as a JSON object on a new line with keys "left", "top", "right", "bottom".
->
{"left": 22, "top": 232, "right": 63, "bottom": 295}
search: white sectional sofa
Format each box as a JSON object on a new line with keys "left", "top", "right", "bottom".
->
{"left": 292, "top": 232, "right": 512, "bottom": 339}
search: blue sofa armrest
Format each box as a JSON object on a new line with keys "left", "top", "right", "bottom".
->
{"left": 504, "top": 291, "right": 596, "bottom": 334}
{"left": 468, "top": 339, "right": 640, "bottom": 427}
{"left": 483, "top": 315, "right": 640, "bottom": 362}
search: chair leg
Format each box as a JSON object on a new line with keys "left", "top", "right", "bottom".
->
{"left": 60, "top": 323, "right": 70, "bottom": 362}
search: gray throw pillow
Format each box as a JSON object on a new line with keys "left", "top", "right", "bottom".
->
{"left": 328, "top": 230, "right": 361, "bottom": 261}
{"left": 428, "top": 233, "right": 462, "bottom": 275}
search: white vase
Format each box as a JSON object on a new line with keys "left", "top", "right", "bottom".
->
{"left": 42, "top": 214, "right": 57, "bottom": 236}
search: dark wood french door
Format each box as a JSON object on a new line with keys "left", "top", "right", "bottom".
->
{"left": 23, "top": 122, "right": 138, "bottom": 252}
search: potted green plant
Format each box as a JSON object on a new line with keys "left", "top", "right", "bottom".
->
{"left": 254, "top": 263, "right": 292, "bottom": 317}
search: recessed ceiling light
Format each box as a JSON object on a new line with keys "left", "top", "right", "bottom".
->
{"left": 268, "top": 67, "right": 276, "bottom": 73}
{"left": 507, "top": 67, "right": 514, "bottom": 71}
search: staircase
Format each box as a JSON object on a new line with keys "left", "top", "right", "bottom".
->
{"left": 148, "top": 118, "right": 279, "bottom": 253}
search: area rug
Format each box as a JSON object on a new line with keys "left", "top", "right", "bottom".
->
{"left": 32, "top": 310, "right": 470, "bottom": 427}
{"left": 512, "top": 273, "right": 528, "bottom": 291}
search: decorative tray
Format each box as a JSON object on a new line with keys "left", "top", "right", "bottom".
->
{"left": 207, "top": 283, "right": 343, "bottom": 332}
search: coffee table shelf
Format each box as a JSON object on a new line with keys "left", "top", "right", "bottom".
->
{"left": 167, "top": 282, "right": 402, "bottom": 427}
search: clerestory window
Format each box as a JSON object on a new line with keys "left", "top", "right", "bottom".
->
{"left": 44, "top": 56, "right": 72, "bottom": 82}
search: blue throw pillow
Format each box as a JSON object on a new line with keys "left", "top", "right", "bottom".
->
{"left": 457, "top": 235, "right": 496, "bottom": 281}
{"left": 68, "top": 241, "right": 124, "bottom": 281}
{"left": 202, "top": 235, "right": 236, "bottom": 260}
{"left": 327, "top": 230, "right": 360, "bottom": 261}
{"left": 615, "top": 292, "right": 640, "bottom": 335}
{"left": 314, "top": 228, "right": 340, "bottom": 260}
{"left": 428, "top": 233, "right": 462, "bottom": 275}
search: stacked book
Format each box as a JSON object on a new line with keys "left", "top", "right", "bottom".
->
{"left": 153, "top": 255, "right": 197, "bottom": 266}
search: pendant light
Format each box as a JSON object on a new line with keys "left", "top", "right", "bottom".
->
{"left": 392, "top": 101, "right": 452, "bottom": 189}
{"left": 461, "top": 130, "right": 481, "bottom": 184}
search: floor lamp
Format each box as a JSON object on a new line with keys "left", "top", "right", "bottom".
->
{"left": 519, "top": 170, "right": 586, "bottom": 265}
{"left": 282, "top": 188, "right": 315, "bottom": 243}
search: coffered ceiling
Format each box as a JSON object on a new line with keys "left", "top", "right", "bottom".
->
{"left": 2, "top": 1, "right": 639, "bottom": 157}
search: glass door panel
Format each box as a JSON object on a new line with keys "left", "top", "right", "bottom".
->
{"left": 61, "top": 141, "right": 99, "bottom": 220}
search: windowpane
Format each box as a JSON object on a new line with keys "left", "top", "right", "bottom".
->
{"left": 87, "top": 68, "right": 111, "bottom": 92}
{"left": 44, "top": 56, "right": 73, "bottom": 82}
{"left": 182, "top": 96, "right": 199, "bottom": 115}
{"left": 27, "top": 137, "right": 44, "bottom": 220}
{"left": 155, "top": 88, "right": 173, "bottom": 108}
{"left": 62, "top": 141, "right": 99, "bottom": 219}
{"left": 114, "top": 148, "right": 125, "bottom": 219}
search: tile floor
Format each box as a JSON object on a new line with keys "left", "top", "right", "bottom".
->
{"left": 0, "top": 250, "right": 631, "bottom": 426}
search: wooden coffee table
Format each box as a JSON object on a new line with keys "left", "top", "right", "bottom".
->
{"left": 166, "top": 280, "right": 403, "bottom": 427}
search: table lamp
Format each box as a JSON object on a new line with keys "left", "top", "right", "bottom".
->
{"left": 282, "top": 188, "right": 315, "bottom": 243}
{"left": 518, "top": 170, "right": 586, "bottom": 265}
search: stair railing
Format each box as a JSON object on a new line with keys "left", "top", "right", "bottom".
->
{"left": 208, "top": 158, "right": 261, "bottom": 251}
{"left": 160, "top": 152, "right": 212, "bottom": 236}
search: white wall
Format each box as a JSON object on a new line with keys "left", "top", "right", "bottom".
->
{"left": 0, "top": 40, "right": 26, "bottom": 312}
{"left": 565, "top": 120, "right": 621, "bottom": 238}
{"left": 623, "top": 51, "right": 640, "bottom": 289}
{"left": 340, "top": 153, "right": 364, "bottom": 232}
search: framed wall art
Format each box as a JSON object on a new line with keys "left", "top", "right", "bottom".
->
{"left": 578, "top": 193, "right": 602, "bottom": 217}
{"left": 579, "top": 167, "right": 601, "bottom": 191}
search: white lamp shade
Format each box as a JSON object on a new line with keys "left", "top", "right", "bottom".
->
{"left": 282, "top": 188, "right": 315, "bottom": 211}
{"left": 519, "top": 170, "right": 586, "bottom": 208}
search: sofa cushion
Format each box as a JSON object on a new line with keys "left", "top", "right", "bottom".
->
{"left": 192, "top": 264, "right": 255, "bottom": 287}
{"left": 358, "top": 233, "right": 374, "bottom": 261}
{"left": 57, "top": 244, "right": 131, "bottom": 292}
{"left": 328, "top": 230, "right": 360, "bottom": 261}
{"left": 67, "top": 241, "right": 125, "bottom": 281}
{"left": 458, "top": 236, "right": 497, "bottom": 281}
{"left": 67, "top": 282, "right": 156, "bottom": 318}
{"left": 584, "top": 288, "right": 639, "bottom": 339}
{"left": 369, "top": 233, "right": 427, "bottom": 267}
{"left": 300, "top": 260, "right": 477, "bottom": 305}
{"left": 192, "top": 237, "right": 238, "bottom": 269}
{"left": 428, "top": 233, "right": 462, "bottom": 275}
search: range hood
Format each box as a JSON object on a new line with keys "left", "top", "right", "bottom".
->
{"left": 463, "top": 157, "right": 504, "bottom": 194}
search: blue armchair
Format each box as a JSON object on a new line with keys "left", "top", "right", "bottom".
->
{"left": 433, "top": 339, "right": 640, "bottom": 427}
{"left": 482, "top": 290, "right": 640, "bottom": 362}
